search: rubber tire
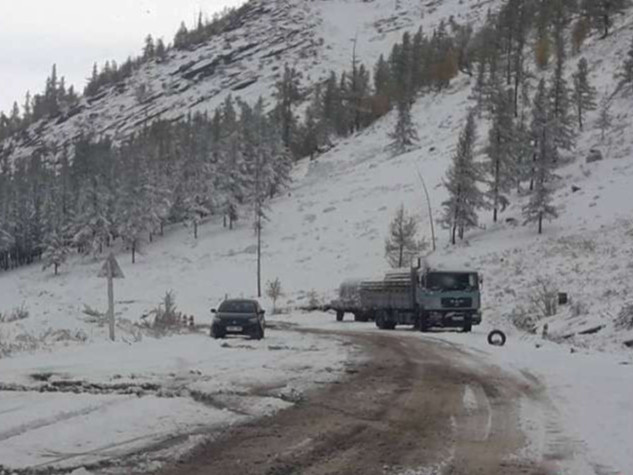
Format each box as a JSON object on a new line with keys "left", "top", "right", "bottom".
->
{"left": 419, "top": 313, "right": 430, "bottom": 333}
{"left": 375, "top": 313, "right": 386, "bottom": 330}
{"left": 487, "top": 330, "right": 506, "bottom": 346}
{"left": 252, "top": 325, "right": 264, "bottom": 340}
{"left": 211, "top": 327, "right": 225, "bottom": 339}
{"left": 463, "top": 317, "right": 473, "bottom": 333}
{"left": 336, "top": 310, "right": 344, "bottom": 322}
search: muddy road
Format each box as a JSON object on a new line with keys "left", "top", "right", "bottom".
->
{"left": 151, "top": 330, "right": 553, "bottom": 475}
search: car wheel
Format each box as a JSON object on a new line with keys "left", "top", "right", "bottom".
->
{"left": 211, "top": 326, "right": 225, "bottom": 339}
{"left": 336, "top": 310, "right": 344, "bottom": 321}
{"left": 252, "top": 325, "right": 264, "bottom": 340}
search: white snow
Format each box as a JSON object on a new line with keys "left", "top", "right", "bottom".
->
{"left": 1, "top": 0, "right": 633, "bottom": 472}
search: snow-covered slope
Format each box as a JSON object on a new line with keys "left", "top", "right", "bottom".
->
{"left": 2, "top": 0, "right": 633, "bottom": 472}
{"left": 2, "top": 0, "right": 497, "bottom": 164}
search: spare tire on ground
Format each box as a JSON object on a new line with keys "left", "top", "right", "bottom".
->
{"left": 487, "top": 330, "right": 506, "bottom": 346}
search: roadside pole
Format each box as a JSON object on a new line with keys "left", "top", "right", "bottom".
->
{"left": 98, "top": 253, "right": 125, "bottom": 342}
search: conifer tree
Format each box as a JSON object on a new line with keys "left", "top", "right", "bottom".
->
{"left": 273, "top": 64, "right": 302, "bottom": 152}
{"left": 485, "top": 82, "right": 516, "bottom": 222}
{"left": 580, "top": 0, "right": 628, "bottom": 38}
{"left": 597, "top": 98, "right": 613, "bottom": 143}
{"left": 441, "top": 111, "right": 485, "bottom": 244}
{"left": 572, "top": 58, "right": 597, "bottom": 130}
{"left": 42, "top": 229, "right": 69, "bottom": 275}
{"left": 548, "top": 18, "right": 575, "bottom": 152}
{"left": 619, "top": 36, "right": 633, "bottom": 86}
{"left": 389, "top": 99, "right": 418, "bottom": 155}
{"left": 524, "top": 80, "right": 558, "bottom": 234}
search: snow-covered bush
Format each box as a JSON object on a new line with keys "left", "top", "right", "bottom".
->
{"left": 0, "top": 329, "right": 40, "bottom": 357}
{"left": 510, "top": 305, "right": 538, "bottom": 333}
{"left": 81, "top": 304, "right": 106, "bottom": 326}
{"left": 0, "top": 304, "right": 29, "bottom": 323}
{"left": 615, "top": 303, "right": 633, "bottom": 331}
{"left": 307, "top": 290, "right": 321, "bottom": 309}
{"left": 528, "top": 277, "right": 558, "bottom": 317}
{"left": 570, "top": 299, "right": 589, "bottom": 317}
{"left": 142, "top": 291, "right": 183, "bottom": 335}
{"left": 266, "top": 278, "right": 283, "bottom": 314}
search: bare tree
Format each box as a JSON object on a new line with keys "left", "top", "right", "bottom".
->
{"left": 266, "top": 278, "right": 283, "bottom": 314}
{"left": 385, "top": 205, "right": 428, "bottom": 268}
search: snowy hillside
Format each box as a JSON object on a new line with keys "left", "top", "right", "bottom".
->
{"left": 1, "top": 0, "right": 633, "bottom": 358}
{"left": 2, "top": 0, "right": 497, "bottom": 164}
{"left": 1, "top": 0, "right": 633, "bottom": 472}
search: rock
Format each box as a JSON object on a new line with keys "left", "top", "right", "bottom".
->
{"left": 586, "top": 148, "right": 604, "bottom": 163}
{"left": 571, "top": 185, "right": 581, "bottom": 192}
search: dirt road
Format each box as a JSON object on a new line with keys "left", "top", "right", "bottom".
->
{"left": 152, "top": 330, "right": 553, "bottom": 475}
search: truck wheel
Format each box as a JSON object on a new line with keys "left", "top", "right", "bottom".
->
{"left": 354, "top": 313, "right": 368, "bottom": 322}
{"left": 375, "top": 312, "right": 386, "bottom": 330}
{"left": 418, "top": 312, "right": 430, "bottom": 332}
{"left": 463, "top": 317, "right": 473, "bottom": 333}
{"left": 336, "top": 310, "right": 344, "bottom": 321}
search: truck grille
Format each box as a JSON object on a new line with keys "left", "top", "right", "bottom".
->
{"left": 441, "top": 297, "right": 473, "bottom": 308}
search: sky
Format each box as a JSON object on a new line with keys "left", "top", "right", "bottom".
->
{"left": 0, "top": 0, "right": 246, "bottom": 114}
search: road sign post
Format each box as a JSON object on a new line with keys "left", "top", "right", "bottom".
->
{"left": 98, "top": 253, "right": 125, "bottom": 341}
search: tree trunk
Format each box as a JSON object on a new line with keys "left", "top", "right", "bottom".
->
{"left": 451, "top": 224, "right": 457, "bottom": 245}
{"left": 194, "top": 220, "right": 198, "bottom": 240}
{"left": 257, "top": 218, "right": 262, "bottom": 298}
{"left": 132, "top": 242, "right": 136, "bottom": 264}
{"left": 107, "top": 263, "right": 115, "bottom": 342}
{"left": 54, "top": 263, "right": 59, "bottom": 276}
{"left": 538, "top": 212, "right": 543, "bottom": 234}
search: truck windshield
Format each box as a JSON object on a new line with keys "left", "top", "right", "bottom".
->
{"left": 426, "top": 272, "right": 478, "bottom": 291}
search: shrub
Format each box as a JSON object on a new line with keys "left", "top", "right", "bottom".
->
{"left": 266, "top": 278, "right": 283, "bottom": 314}
{"left": 149, "top": 290, "right": 182, "bottom": 330}
{"left": 510, "top": 305, "right": 539, "bottom": 333}
{"left": 0, "top": 304, "right": 30, "bottom": 323}
{"left": 307, "top": 290, "right": 321, "bottom": 309}
{"left": 528, "top": 277, "right": 558, "bottom": 318}
{"left": 615, "top": 303, "right": 633, "bottom": 330}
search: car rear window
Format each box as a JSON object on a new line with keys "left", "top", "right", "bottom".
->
{"left": 219, "top": 301, "right": 256, "bottom": 313}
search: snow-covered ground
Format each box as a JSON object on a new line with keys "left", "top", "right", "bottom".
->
{"left": 1, "top": 0, "right": 633, "bottom": 472}
{"left": 0, "top": 328, "right": 357, "bottom": 471}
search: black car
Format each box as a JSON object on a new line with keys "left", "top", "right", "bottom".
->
{"left": 211, "top": 299, "right": 266, "bottom": 340}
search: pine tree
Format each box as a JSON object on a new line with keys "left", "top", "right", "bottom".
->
{"left": 619, "top": 36, "right": 633, "bottom": 86}
{"left": 581, "top": 0, "right": 628, "bottom": 38}
{"left": 548, "top": 18, "right": 575, "bottom": 151}
{"left": 572, "top": 58, "right": 597, "bottom": 130}
{"left": 143, "top": 35, "right": 156, "bottom": 59}
{"left": 441, "top": 111, "right": 485, "bottom": 244}
{"left": 485, "top": 82, "right": 516, "bottom": 222}
{"left": 384, "top": 205, "right": 427, "bottom": 268}
{"left": 42, "top": 229, "right": 69, "bottom": 275}
{"left": 597, "top": 98, "right": 613, "bottom": 143}
{"left": 273, "top": 64, "right": 302, "bottom": 152}
{"left": 524, "top": 80, "right": 558, "bottom": 234}
{"left": 389, "top": 99, "right": 418, "bottom": 154}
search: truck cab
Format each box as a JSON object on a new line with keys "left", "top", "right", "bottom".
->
{"left": 417, "top": 270, "right": 482, "bottom": 331}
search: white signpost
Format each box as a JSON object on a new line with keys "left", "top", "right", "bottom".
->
{"left": 98, "top": 253, "right": 125, "bottom": 341}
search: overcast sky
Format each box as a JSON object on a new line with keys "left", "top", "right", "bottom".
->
{"left": 0, "top": 0, "right": 245, "bottom": 114}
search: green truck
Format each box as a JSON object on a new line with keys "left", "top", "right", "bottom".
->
{"left": 330, "top": 261, "right": 482, "bottom": 332}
